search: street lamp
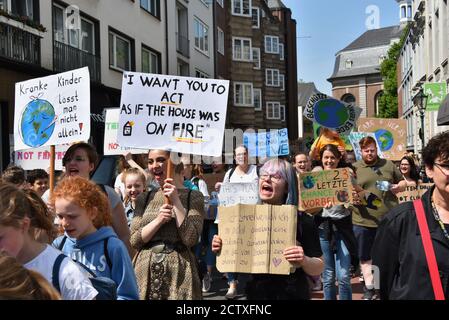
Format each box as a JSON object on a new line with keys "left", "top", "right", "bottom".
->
{"left": 412, "top": 86, "right": 428, "bottom": 181}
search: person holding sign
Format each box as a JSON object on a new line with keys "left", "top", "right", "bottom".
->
{"left": 311, "top": 144, "right": 358, "bottom": 300}
{"left": 309, "top": 128, "right": 347, "bottom": 163}
{"left": 351, "top": 136, "right": 404, "bottom": 300}
{"left": 130, "top": 150, "right": 204, "bottom": 300}
{"left": 372, "top": 131, "right": 449, "bottom": 299}
{"left": 399, "top": 155, "right": 421, "bottom": 187}
{"left": 212, "top": 159, "right": 324, "bottom": 300}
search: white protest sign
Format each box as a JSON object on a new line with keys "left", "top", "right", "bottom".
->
{"left": 14, "top": 67, "right": 90, "bottom": 151}
{"left": 14, "top": 144, "right": 70, "bottom": 171}
{"left": 244, "top": 128, "right": 290, "bottom": 158}
{"left": 104, "top": 108, "right": 148, "bottom": 156}
{"left": 118, "top": 72, "right": 229, "bottom": 157}
{"left": 218, "top": 182, "right": 260, "bottom": 207}
{"left": 348, "top": 132, "right": 384, "bottom": 161}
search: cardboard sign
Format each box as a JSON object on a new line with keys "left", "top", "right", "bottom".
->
{"left": 298, "top": 168, "right": 354, "bottom": 211}
{"left": 357, "top": 118, "right": 407, "bottom": 161}
{"left": 14, "top": 67, "right": 90, "bottom": 151}
{"left": 216, "top": 204, "right": 297, "bottom": 275}
{"left": 104, "top": 108, "right": 148, "bottom": 155}
{"left": 243, "top": 128, "right": 290, "bottom": 157}
{"left": 349, "top": 132, "right": 384, "bottom": 161}
{"left": 424, "top": 83, "right": 447, "bottom": 111}
{"left": 396, "top": 183, "right": 433, "bottom": 203}
{"left": 14, "top": 144, "right": 70, "bottom": 171}
{"left": 118, "top": 72, "right": 229, "bottom": 157}
{"left": 304, "top": 93, "right": 362, "bottom": 136}
{"left": 218, "top": 182, "right": 260, "bottom": 207}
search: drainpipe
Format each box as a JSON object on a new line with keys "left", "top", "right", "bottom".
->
{"left": 165, "top": 0, "right": 169, "bottom": 75}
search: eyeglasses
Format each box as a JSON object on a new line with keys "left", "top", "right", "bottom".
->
{"left": 434, "top": 163, "right": 449, "bottom": 176}
{"left": 259, "top": 172, "right": 283, "bottom": 183}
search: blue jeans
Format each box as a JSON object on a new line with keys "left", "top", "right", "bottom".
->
{"left": 319, "top": 228, "right": 352, "bottom": 300}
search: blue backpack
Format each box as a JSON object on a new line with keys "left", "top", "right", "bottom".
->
{"left": 52, "top": 237, "right": 118, "bottom": 300}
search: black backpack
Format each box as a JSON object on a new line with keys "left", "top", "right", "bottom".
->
{"left": 52, "top": 236, "right": 117, "bottom": 300}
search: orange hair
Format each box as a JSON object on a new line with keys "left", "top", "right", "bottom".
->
{"left": 0, "top": 252, "right": 61, "bottom": 300}
{"left": 51, "top": 176, "right": 112, "bottom": 228}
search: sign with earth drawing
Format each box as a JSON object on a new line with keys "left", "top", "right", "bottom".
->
{"left": 298, "top": 168, "right": 354, "bottom": 211}
{"left": 304, "top": 93, "right": 362, "bottom": 136}
{"left": 357, "top": 118, "right": 406, "bottom": 161}
{"left": 14, "top": 67, "right": 90, "bottom": 151}
{"left": 348, "top": 132, "right": 384, "bottom": 161}
{"left": 424, "top": 83, "right": 447, "bottom": 111}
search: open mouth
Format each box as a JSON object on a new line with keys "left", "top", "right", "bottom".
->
{"left": 260, "top": 183, "right": 273, "bottom": 196}
{"left": 153, "top": 169, "right": 164, "bottom": 181}
{"left": 67, "top": 168, "right": 79, "bottom": 176}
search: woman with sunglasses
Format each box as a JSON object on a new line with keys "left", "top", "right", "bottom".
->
{"left": 212, "top": 158, "right": 324, "bottom": 300}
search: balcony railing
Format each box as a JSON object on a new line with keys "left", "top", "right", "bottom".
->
{"left": 176, "top": 32, "right": 190, "bottom": 58}
{"left": 53, "top": 40, "right": 101, "bottom": 83}
{"left": 0, "top": 22, "right": 41, "bottom": 65}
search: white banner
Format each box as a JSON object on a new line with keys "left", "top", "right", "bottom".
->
{"left": 118, "top": 72, "right": 229, "bottom": 157}
{"left": 14, "top": 67, "right": 90, "bottom": 151}
{"left": 218, "top": 182, "right": 260, "bottom": 207}
{"left": 14, "top": 144, "right": 70, "bottom": 171}
{"left": 104, "top": 108, "right": 148, "bottom": 156}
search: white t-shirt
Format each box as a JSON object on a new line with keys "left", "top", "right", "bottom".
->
{"left": 24, "top": 245, "right": 98, "bottom": 300}
{"left": 223, "top": 165, "right": 259, "bottom": 183}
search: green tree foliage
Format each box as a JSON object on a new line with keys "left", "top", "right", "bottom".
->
{"left": 377, "top": 25, "right": 410, "bottom": 118}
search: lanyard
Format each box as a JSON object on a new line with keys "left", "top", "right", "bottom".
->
{"left": 431, "top": 199, "right": 449, "bottom": 242}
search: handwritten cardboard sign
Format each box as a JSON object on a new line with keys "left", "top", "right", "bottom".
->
{"left": 216, "top": 204, "right": 297, "bottom": 275}
{"left": 396, "top": 183, "right": 433, "bottom": 203}
{"left": 298, "top": 168, "right": 354, "bottom": 211}
{"left": 243, "top": 128, "right": 290, "bottom": 157}
{"left": 104, "top": 108, "right": 148, "bottom": 156}
{"left": 357, "top": 118, "right": 406, "bottom": 161}
{"left": 14, "top": 144, "right": 70, "bottom": 171}
{"left": 118, "top": 72, "right": 229, "bottom": 157}
{"left": 14, "top": 67, "right": 90, "bottom": 151}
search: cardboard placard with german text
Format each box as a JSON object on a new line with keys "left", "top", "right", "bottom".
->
{"left": 357, "top": 118, "right": 406, "bottom": 161}
{"left": 14, "top": 144, "right": 70, "bottom": 171}
{"left": 298, "top": 168, "right": 354, "bottom": 211}
{"left": 216, "top": 204, "right": 297, "bottom": 275}
{"left": 396, "top": 183, "right": 434, "bottom": 203}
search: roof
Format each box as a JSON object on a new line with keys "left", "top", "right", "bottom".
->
{"left": 339, "top": 25, "right": 402, "bottom": 53}
{"left": 297, "top": 83, "right": 319, "bottom": 106}
{"left": 267, "top": 0, "right": 286, "bottom": 9}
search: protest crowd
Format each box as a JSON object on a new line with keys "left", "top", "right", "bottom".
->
{"left": 2, "top": 69, "right": 449, "bottom": 302}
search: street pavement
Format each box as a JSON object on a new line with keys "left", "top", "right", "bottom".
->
{"left": 203, "top": 270, "right": 365, "bottom": 300}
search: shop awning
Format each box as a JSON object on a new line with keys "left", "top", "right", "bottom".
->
{"left": 438, "top": 94, "right": 449, "bottom": 126}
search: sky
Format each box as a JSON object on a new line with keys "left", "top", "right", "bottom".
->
{"left": 282, "top": 0, "right": 400, "bottom": 95}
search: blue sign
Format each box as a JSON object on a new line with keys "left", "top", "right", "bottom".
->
{"left": 243, "top": 128, "right": 290, "bottom": 157}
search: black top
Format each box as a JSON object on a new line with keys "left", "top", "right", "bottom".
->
{"left": 245, "top": 212, "right": 322, "bottom": 300}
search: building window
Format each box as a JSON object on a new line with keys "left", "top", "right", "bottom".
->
{"left": 140, "top": 0, "right": 160, "bottom": 18}
{"left": 345, "top": 59, "right": 353, "bottom": 69}
{"left": 232, "top": 0, "right": 251, "bottom": 16}
{"left": 279, "top": 43, "right": 284, "bottom": 60}
{"left": 251, "top": 7, "right": 260, "bottom": 28}
{"left": 234, "top": 82, "right": 253, "bottom": 106}
{"left": 341, "top": 93, "right": 356, "bottom": 104}
{"left": 217, "top": 27, "right": 225, "bottom": 55}
{"left": 53, "top": 4, "right": 95, "bottom": 54}
{"left": 217, "top": 0, "right": 224, "bottom": 7}
{"left": 253, "top": 88, "right": 262, "bottom": 110}
{"left": 233, "top": 37, "right": 252, "bottom": 61}
{"left": 195, "top": 69, "right": 209, "bottom": 78}
{"left": 280, "top": 74, "right": 285, "bottom": 91}
{"left": 3, "top": 0, "right": 34, "bottom": 19}
{"left": 265, "top": 36, "right": 279, "bottom": 54}
{"left": 109, "top": 31, "right": 131, "bottom": 71}
{"left": 194, "top": 17, "right": 209, "bottom": 55}
{"left": 374, "top": 91, "right": 383, "bottom": 116}
{"left": 266, "top": 69, "right": 280, "bottom": 87}
{"left": 280, "top": 105, "right": 286, "bottom": 121}
{"left": 177, "top": 60, "right": 189, "bottom": 76}
{"left": 142, "top": 46, "right": 160, "bottom": 74}
{"left": 266, "top": 102, "right": 281, "bottom": 119}
{"left": 252, "top": 47, "right": 260, "bottom": 69}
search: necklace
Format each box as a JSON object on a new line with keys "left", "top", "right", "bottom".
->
{"left": 431, "top": 198, "right": 449, "bottom": 242}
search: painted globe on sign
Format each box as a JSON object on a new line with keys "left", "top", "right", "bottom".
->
{"left": 20, "top": 98, "right": 55, "bottom": 148}
{"left": 313, "top": 99, "right": 349, "bottom": 129}
{"left": 302, "top": 176, "right": 316, "bottom": 189}
{"left": 374, "top": 129, "right": 394, "bottom": 152}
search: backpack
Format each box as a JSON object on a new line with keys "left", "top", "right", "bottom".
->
{"left": 53, "top": 236, "right": 117, "bottom": 300}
